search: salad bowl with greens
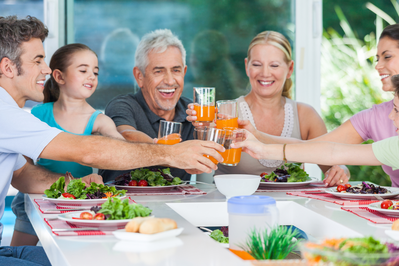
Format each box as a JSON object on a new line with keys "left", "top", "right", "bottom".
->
{"left": 43, "top": 176, "right": 127, "bottom": 205}
{"left": 259, "top": 163, "right": 317, "bottom": 188}
{"left": 301, "top": 236, "right": 399, "bottom": 266}
{"left": 58, "top": 198, "right": 152, "bottom": 227}
{"left": 112, "top": 168, "right": 186, "bottom": 192}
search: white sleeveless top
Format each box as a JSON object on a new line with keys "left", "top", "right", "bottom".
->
{"left": 215, "top": 96, "right": 302, "bottom": 176}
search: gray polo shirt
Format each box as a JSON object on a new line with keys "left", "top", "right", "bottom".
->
{"left": 98, "top": 90, "right": 194, "bottom": 182}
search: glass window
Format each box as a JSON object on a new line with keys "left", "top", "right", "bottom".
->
{"left": 70, "top": 0, "right": 295, "bottom": 109}
{"left": 0, "top": 0, "right": 44, "bottom": 108}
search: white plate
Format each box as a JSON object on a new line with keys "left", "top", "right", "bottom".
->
{"left": 325, "top": 187, "right": 399, "bottom": 200}
{"left": 368, "top": 201, "right": 399, "bottom": 217}
{"left": 112, "top": 228, "right": 184, "bottom": 242}
{"left": 58, "top": 211, "right": 133, "bottom": 228}
{"left": 204, "top": 232, "right": 229, "bottom": 248}
{"left": 42, "top": 195, "right": 128, "bottom": 206}
{"left": 114, "top": 182, "right": 188, "bottom": 193}
{"left": 385, "top": 230, "right": 399, "bottom": 241}
{"left": 258, "top": 177, "right": 319, "bottom": 188}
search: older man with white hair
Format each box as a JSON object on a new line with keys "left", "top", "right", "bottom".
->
{"left": 99, "top": 29, "right": 195, "bottom": 182}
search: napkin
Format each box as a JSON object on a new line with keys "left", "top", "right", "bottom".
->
{"left": 44, "top": 218, "right": 124, "bottom": 236}
{"left": 286, "top": 191, "right": 380, "bottom": 206}
{"left": 34, "top": 198, "right": 136, "bottom": 214}
{"left": 125, "top": 184, "right": 206, "bottom": 196}
{"left": 341, "top": 206, "right": 398, "bottom": 224}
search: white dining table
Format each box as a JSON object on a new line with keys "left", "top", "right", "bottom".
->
{"left": 25, "top": 183, "right": 392, "bottom": 266}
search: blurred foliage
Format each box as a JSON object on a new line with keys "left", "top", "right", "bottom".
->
{"left": 321, "top": 4, "right": 397, "bottom": 186}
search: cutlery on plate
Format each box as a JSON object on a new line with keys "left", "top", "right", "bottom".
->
{"left": 52, "top": 228, "right": 100, "bottom": 232}
{"left": 374, "top": 195, "right": 384, "bottom": 201}
{"left": 199, "top": 227, "right": 213, "bottom": 233}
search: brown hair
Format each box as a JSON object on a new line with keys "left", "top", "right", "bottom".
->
{"left": 392, "top": 74, "right": 399, "bottom": 96}
{"left": 0, "top": 16, "right": 48, "bottom": 76}
{"left": 247, "top": 31, "right": 293, "bottom": 99}
{"left": 43, "top": 43, "right": 96, "bottom": 102}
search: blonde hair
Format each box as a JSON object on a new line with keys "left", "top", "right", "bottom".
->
{"left": 247, "top": 31, "right": 293, "bottom": 99}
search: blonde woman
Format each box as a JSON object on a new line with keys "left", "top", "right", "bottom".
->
{"left": 187, "top": 31, "right": 349, "bottom": 186}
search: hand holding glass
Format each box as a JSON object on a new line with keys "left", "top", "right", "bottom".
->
{"left": 193, "top": 127, "right": 225, "bottom": 164}
{"left": 157, "top": 120, "right": 182, "bottom": 145}
{"left": 220, "top": 128, "right": 244, "bottom": 166}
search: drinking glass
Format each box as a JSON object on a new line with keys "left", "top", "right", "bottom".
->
{"left": 157, "top": 120, "right": 182, "bottom": 145}
{"left": 193, "top": 87, "right": 216, "bottom": 122}
{"left": 215, "top": 100, "right": 238, "bottom": 129}
{"left": 220, "top": 128, "right": 244, "bottom": 166}
{"left": 193, "top": 127, "right": 225, "bottom": 164}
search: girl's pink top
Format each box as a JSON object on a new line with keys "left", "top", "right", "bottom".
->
{"left": 350, "top": 99, "right": 399, "bottom": 186}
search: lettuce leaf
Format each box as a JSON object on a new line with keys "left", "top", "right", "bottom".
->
{"left": 44, "top": 176, "right": 65, "bottom": 199}
{"left": 66, "top": 179, "right": 86, "bottom": 198}
{"left": 98, "top": 198, "right": 152, "bottom": 220}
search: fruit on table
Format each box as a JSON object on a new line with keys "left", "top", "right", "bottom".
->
{"left": 80, "top": 212, "right": 93, "bottom": 220}
{"left": 381, "top": 200, "right": 393, "bottom": 209}
{"left": 128, "top": 180, "right": 138, "bottom": 186}
{"left": 138, "top": 180, "right": 148, "bottom": 186}
{"left": 337, "top": 185, "right": 346, "bottom": 192}
{"left": 94, "top": 213, "right": 105, "bottom": 220}
{"left": 62, "top": 193, "right": 76, "bottom": 199}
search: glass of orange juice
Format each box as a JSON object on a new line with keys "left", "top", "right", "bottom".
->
{"left": 215, "top": 100, "right": 238, "bottom": 129}
{"left": 193, "top": 127, "right": 225, "bottom": 164}
{"left": 157, "top": 120, "right": 182, "bottom": 145}
{"left": 193, "top": 87, "right": 215, "bottom": 122}
{"left": 220, "top": 128, "right": 244, "bottom": 166}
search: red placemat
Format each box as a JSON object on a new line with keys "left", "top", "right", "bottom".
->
{"left": 286, "top": 191, "right": 380, "bottom": 206}
{"left": 34, "top": 198, "right": 136, "bottom": 214}
{"left": 257, "top": 183, "right": 327, "bottom": 193}
{"left": 126, "top": 184, "right": 207, "bottom": 196}
{"left": 44, "top": 218, "right": 124, "bottom": 236}
{"left": 341, "top": 206, "right": 399, "bottom": 224}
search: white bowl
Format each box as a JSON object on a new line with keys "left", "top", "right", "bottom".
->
{"left": 214, "top": 174, "right": 260, "bottom": 199}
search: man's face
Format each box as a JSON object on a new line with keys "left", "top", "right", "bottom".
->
{"left": 135, "top": 46, "right": 187, "bottom": 114}
{"left": 12, "top": 38, "right": 51, "bottom": 106}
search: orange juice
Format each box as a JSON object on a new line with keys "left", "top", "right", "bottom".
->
{"left": 216, "top": 117, "right": 238, "bottom": 129}
{"left": 229, "top": 249, "right": 255, "bottom": 260}
{"left": 220, "top": 148, "right": 242, "bottom": 166}
{"left": 157, "top": 133, "right": 181, "bottom": 145}
{"left": 193, "top": 104, "right": 215, "bottom": 122}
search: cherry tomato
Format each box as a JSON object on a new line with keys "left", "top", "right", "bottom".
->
{"left": 80, "top": 212, "right": 93, "bottom": 220}
{"left": 138, "top": 180, "right": 148, "bottom": 186}
{"left": 128, "top": 180, "right": 138, "bottom": 186}
{"left": 62, "top": 193, "right": 76, "bottom": 199}
{"left": 94, "top": 213, "right": 105, "bottom": 220}
{"left": 381, "top": 200, "right": 393, "bottom": 209}
{"left": 260, "top": 172, "right": 267, "bottom": 177}
{"left": 345, "top": 184, "right": 351, "bottom": 188}
{"left": 337, "top": 185, "right": 347, "bottom": 192}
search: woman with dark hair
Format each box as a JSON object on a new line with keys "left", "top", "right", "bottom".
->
{"left": 235, "top": 24, "right": 399, "bottom": 187}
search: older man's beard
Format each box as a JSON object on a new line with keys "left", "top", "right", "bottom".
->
{"left": 155, "top": 84, "right": 180, "bottom": 111}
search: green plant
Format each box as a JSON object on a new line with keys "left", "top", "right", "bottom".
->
{"left": 321, "top": 4, "right": 395, "bottom": 186}
{"left": 240, "top": 225, "right": 302, "bottom": 260}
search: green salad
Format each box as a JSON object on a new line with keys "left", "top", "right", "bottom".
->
{"left": 260, "top": 163, "right": 310, "bottom": 183}
{"left": 44, "top": 176, "right": 126, "bottom": 199}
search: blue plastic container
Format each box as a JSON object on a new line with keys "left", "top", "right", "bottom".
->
{"left": 228, "top": 195, "right": 279, "bottom": 250}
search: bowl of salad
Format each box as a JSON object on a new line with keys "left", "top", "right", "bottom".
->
{"left": 300, "top": 236, "right": 399, "bottom": 266}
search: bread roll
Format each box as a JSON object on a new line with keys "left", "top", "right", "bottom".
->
{"left": 139, "top": 218, "right": 177, "bottom": 234}
{"left": 392, "top": 219, "right": 399, "bottom": 231}
{"left": 125, "top": 216, "right": 155, "bottom": 233}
